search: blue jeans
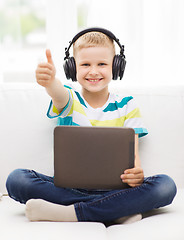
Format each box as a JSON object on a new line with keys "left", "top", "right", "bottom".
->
{"left": 6, "top": 169, "right": 177, "bottom": 223}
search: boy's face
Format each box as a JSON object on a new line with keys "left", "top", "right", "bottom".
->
{"left": 75, "top": 46, "right": 114, "bottom": 95}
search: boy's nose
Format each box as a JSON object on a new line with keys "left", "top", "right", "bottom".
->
{"left": 89, "top": 66, "right": 98, "bottom": 75}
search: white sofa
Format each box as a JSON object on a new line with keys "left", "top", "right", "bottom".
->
{"left": 0, "top": 82, "right": 184, "bottom": 240}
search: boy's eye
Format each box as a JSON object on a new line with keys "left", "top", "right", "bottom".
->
{"left": 81, "top": 63, "right": 107, "bottom": 66}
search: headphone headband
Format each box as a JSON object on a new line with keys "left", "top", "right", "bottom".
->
{"left": 64, "top": 27, "right": 125, "bottom": 60}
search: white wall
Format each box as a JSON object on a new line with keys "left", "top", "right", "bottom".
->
{"left": 84, "top": 0, "right": 184, "bottom": 86}
{"left": 1, "top": 0, "right": 184, "bottom": 86}
{"left": 46, "top": 0, "right": 77, "bottom": 81}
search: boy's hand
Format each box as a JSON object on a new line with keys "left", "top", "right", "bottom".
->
{"left": 120, "top": 167, "right": 144, "bottom": 187}
{"left": 36, "top": 49, "right": 56, "bottom": 87}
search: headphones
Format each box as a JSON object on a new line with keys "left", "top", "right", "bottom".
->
{"left": 63, "top": 27, "right": 126, "bottom": 82}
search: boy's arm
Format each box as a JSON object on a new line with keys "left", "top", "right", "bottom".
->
{"left": 120, "top": 134, "right": 144, "bottom": 187}
{"left": 45, "top": 78, "right": 69, "bottom": 113}
{"left": 36, "top": 49, "right": 69, "bottom": 113}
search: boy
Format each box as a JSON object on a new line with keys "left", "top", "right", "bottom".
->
{"left": 6, "top": 28, "right": 176, "bottom": 223}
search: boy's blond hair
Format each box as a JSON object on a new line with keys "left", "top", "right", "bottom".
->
{"left": 73, "top": 31, "right": 115, "bottom": 57}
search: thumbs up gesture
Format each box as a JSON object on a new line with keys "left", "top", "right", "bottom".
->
{"left": 46, "top": 49, "right": 54, "bottom": 65}
{"left": 36, "top": 49, "right": 56, "bottom": 87}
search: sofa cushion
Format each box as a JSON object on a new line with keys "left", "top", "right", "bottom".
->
{"left": 0, "top": 83, "right": 56, "bottom": 193}
{"left": 0, "top": 196, "right": 107, "bottom": 240}
{"left": 107, "top": 189, "right": 184, "bottom": 240}
{"left": 1, "top": 83, "right": 184, "bottom": 193}
{"left": 1, "top": 189, "right": 184, "bottom": 240}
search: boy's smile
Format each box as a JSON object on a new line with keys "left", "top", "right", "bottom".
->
{"left": 75, "top": 46, "right": 114, "bottom": 99}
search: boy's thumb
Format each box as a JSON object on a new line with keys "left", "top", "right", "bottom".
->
{"left": 46, "top": 49, "right": 53, "bottom": 65}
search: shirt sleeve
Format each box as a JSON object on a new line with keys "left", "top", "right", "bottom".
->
{"left": 124, "top": 98, "right": 148, "bottom": 138}
{"left": 46, "top": 88, "right": 73, "bottom": 119}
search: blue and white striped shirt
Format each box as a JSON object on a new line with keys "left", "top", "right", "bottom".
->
{"left": 47, "top": 84, "right": 148, "bottom": 138}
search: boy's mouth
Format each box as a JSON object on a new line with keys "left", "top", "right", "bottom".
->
{"left": 86, "top": 78, "right": 103, "bottom": 82}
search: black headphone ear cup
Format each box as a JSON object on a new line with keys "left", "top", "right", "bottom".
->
{"left": 119, "top": 57, "right": 126, "bottom": 80}
{"left": 63, "top": 57, "right": 77, "bottom": 81}
{"left": 112, "top": 55, "right": 126, "bottom": 80}
{"left": 63, "top": 60, "right": 70, "bottom": 79}
{"left": 68, "top": 57, "right": 77, "bottom": 81}
{"left": 112, "top": 55, "right": 120, "bottom": 80}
